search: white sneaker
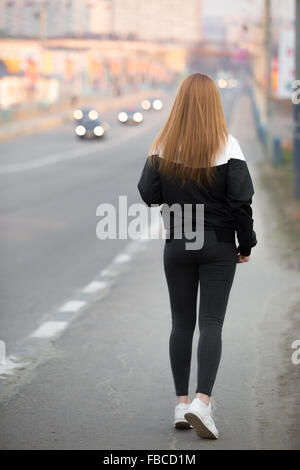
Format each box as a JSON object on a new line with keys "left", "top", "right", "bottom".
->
{"left": 174, "top": 402, "right": 193, "bottom": 429}
{"left": 184, "top": 397, "right": 219, "bottom": 439}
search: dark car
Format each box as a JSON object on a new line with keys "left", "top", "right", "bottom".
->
{"left": 73, "top": 106, "right": 99, "bottom": 122}
{"left": 75, "top": 116, "right": 108, "bottom": 139}
{"left": 118, "top": 108, "right": 144, "bottom": 125}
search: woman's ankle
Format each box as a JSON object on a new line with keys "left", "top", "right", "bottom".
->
{"left": 196, "top": 392, "right": 210, "bottom": 406}
{"left": 176, "top": 395, "right": 190, "bottom": 405}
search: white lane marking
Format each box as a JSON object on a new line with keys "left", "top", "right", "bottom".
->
{"left": 58, "top": 300, "right": 87, "bottom": 312}
{"left": 113, "top": 253, "right": 132, "bottom": 264}
{"left": 99, "top": 266, "right": 123, "bottom": 277}
{"left": 0, "top": 120, "right": 156, "bottom": 175}
{"left": 0, "top": 206, "right": 163, "bottom": 384}
{"left": 0, "top": 355, "right": 29, "bottom": 378}
{"left": 0, "top": 144, "right": 100, "bottom": 174}
{"left": 30, "top": 321, "right": 68, "bottom": 339}
{"left": 81, "top": 280, "right": 109, "bottom": 294}
{"left": 0, "top": 340, "right": 5, "bottom": 365}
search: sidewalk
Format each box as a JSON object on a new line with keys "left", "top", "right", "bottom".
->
{"left": 0, "top": 88, "right": 166, "bottom": 142}
{"left": 230, "top": 94, "right": 300, "bottom": 449}
{"left": 0, "top": 93, "right": 299, "bottom": 450}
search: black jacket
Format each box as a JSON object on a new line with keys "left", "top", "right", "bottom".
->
{"left": 137, "top": 135, "right": 257, "bottom": 256}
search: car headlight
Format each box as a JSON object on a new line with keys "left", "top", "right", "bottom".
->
{"left": 141, "top": 99, "right": 151, "bottom": 110}
{"left": 152, "top": 99, "right": 163, "bottom": 110}
{"left": 118, "top": 112, "right": 128, "bottom": 123}
{"left": 73, "top": 109, "right": 83, "bottom": 120}
{"left": 75, "top": 125, "right": 86, "bottom": 136}
{"left": 94, "top": 125, "right": 104, "bottom": 136}
{"left": 133, "top": 112, "right": 143, "bottom": 123}
{"left": 88, "top": 110, "right": 98, "bottom": 120}
{"left": 217, "top": 78, "right": 228, "bottom": 89}
{"left": 228, "top": 78, "right": 238, "bottom": 88}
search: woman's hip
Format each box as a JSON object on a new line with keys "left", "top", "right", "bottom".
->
{"left": 163, "top": 230, "right": 238, "bottom": 265}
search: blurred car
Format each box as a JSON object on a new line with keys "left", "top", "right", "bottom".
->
{"left": 118, "top": 108, "right": 144, "bottom": 125}
{"left": 141, "top": 98, "right": 163, "bottom": 111}
{"left": 215, "top": 71, "right": 240, "bottom": 90}
{"left": 75, "top": 116, "right": 108, "bottom": 139}
{"left": 73, "top": 106, "right": 100, "bottom": 121}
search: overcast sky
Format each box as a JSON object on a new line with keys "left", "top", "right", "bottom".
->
{"left": 202, "top": 0, "right": 294, "bottom": 20}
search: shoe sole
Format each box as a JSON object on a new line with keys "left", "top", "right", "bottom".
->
{"left": 184, "top": 412, "right": 218, "bottom": 439}
{"left": 174, "top": 420, "right": 192, "bottom": 429}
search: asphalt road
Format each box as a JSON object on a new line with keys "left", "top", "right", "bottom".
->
{"left": 0, "top": 95, "right": 167, "bottom": 349}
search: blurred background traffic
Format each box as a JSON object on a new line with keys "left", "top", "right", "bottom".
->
{"left": 0, "top": 1, "right": 296, "bottom": 149}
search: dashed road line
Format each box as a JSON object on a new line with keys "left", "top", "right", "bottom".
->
{"left": 0, "top": 208, "right": 163, "bottom": 391}
{"left": 57, "top": 300, "right": 87, "bottom": 313}
{"left": 30, "top": 321, "right": 69, "bottom": 339}
{"left": 81, "top": 280, "right": 108, "bottom": 294}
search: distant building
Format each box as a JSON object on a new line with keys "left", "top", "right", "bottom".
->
{"left": 0, "top": 0, "right": 113, "bottom": 38}
{"left": 0, "top": 0, "right": 201, "bottom": 43}
{"left": 202, "top": 16, "right": 226, "bottom": 43}
{"left": 112, "top": 0, "right": 202, "bottom": 43}
{"left": 89, "top": 0, "right": 113, "bottom": 36}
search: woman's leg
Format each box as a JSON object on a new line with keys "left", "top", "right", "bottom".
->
{"left": 196, "top": 259, "right": 236, "bottom": 398}
{"left": 163, "top": 241, "right": 199, "bottom": 401}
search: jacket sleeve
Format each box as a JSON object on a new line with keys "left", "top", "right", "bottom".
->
{"left": 226, "top": 155, "right": 257, "bottom": 256}
{"left": 137, "top": 155, "right": 162, "bottom": 206}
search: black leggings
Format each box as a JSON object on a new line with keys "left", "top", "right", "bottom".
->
{"left": 163, "top": 230, "right": 237, "bottom": 397}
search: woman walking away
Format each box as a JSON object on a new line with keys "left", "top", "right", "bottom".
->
{"left": 137, "top": 73, "right": 257, "bottom": 440}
